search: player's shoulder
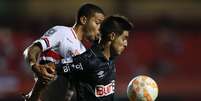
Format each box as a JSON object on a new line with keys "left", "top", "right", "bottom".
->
{"left": 52, "top": 26, "right": 71, "bottom": 32}
{"left": 50, "top": 26, "right": 73, "bottom": 36}
{"left": 53, "top": 25, "right": 69, "bottom": 29}
{"left": 42, "top": 26, "right": 69, "bottom": 38}
{"left": 73, "top": 49, "right": 95, "bottom": 63}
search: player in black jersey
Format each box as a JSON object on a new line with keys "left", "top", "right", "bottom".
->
{"left": 57, "top": 15, "right": 133, "bottom": 101}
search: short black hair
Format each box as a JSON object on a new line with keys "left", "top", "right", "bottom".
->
{"left": 77, "top": 3, "right": 104, "bottom": 24}
{"left": 100, "top": 15, "right": 133, "bottom": 39}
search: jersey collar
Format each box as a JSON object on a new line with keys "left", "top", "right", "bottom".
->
{"left": 71, "top": 28, "right": 78, "bottom": 39}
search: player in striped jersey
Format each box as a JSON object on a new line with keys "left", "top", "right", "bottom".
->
{"left": 23, "top": 3, "right": 105, "bottom": 101}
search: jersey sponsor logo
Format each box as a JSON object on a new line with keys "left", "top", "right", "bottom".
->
{"left": 95, "top": 80, "right": 115, "bottom": 97}
{"left": 71, "top": 63, "right": 83, "bottom": 71}
{"left": 62, "top": 62, "right": 83, "bottom": 73}
{"left": 97, "top": 71, "right": 104, "bottom": 78}
{"left": 63, "top": 64, "right": 70, "bottom": 72}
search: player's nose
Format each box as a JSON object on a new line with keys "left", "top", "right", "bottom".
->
{"left": 124, "top": 40, "right": 128, "bottom": 47}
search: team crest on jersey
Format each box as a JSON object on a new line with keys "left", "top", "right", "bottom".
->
{"left": 44, "top": 28, "right": 56, "bottom": 36}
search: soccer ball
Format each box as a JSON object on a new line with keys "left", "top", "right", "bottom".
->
{"left": 127, "top": 75, "right": 158, "bottom": 101}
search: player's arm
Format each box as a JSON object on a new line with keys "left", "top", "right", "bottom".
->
{"left": 23, "top": 43, "right": 56, "bottom": 101}
{"left": 23, "top": 26, "right": 63, "bottom": 101}
{"left": 24, "top": 26, "right": 64, "bottom": 80}
{"left": 24, "top": 43, "right": 56, "bottom": 81}
{"left": 57, "top": 49, "right": 93, "bottom": 75}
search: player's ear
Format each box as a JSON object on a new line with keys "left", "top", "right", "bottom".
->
{"left": 80, "top": 16, "right": 87, "bottom": 25}
{"left": 109, "top": 32, "right": 116, "bottom": 41}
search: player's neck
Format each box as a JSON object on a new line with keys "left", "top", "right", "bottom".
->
{"left": 100, "top": 41, "right": 111, "bottom": 60}
{"left": 73, "top": 24, "right": 84, "bottom": 41}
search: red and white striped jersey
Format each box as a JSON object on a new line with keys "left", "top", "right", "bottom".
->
{"left": 34, "top": 26, "right": 86, "bottom": 63}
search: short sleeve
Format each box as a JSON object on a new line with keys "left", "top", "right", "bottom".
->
{"left": 34, "top": 26, "right": 64, "bottom": 51}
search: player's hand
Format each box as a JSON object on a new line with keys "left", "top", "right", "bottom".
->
{"left": 32, "top": 63, "right": 56, "bottom": 82}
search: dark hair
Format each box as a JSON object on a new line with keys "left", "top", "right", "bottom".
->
{"left": 77, "top": 3, "right": 104, "bottom": 24}
{"left": 100, "top": 15, "right": 133, "bottom": 39}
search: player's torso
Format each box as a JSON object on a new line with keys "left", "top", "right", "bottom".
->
{"left": 40, "top": 26, "right": 86, "bottom": 62}
{"left": 90, "top": 58, "right": 116, "bottom": 98}
{"left": 76, "top": 60, "right": 116, "bottom": 101}
{"left": 76, "top": 47, "right": 116, "bottom": 100}
{"left": 87, "top": 58, "right": 116, "bottom": 84}
{"left": 58, "top": 27, "right": 86, "bottom": 58}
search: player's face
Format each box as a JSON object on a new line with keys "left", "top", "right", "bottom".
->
{"left": 111, "top": 31, "right": 129, "bottom": 56}
{"left": 84, "top": 12, "right": 104, "bottom": 42}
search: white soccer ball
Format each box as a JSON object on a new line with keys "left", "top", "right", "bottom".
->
{"left": 127, "top": 75, "right": 158, "bottom": 101}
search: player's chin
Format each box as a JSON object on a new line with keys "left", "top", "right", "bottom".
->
{"left": 88, "top": 37, "right": 96, "bottom": 42}
{"left": 116, "top": 51, "right": 123, "bottom": 56}
{"left": 120, "top": 47, "right": 126, "bottom": 53}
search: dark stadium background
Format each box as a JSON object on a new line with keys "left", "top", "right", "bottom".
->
{"left": 0, "top": 0, "right": 200, "bottom": 101}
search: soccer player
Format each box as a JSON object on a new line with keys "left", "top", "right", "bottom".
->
{"left": 23, "top": 3, "right": 105, "bottom": 101}
{"left": 57, "top": 15, "right": 133, "bottom": 101}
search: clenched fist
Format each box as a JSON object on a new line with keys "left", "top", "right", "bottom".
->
{"left": 32, "top": 62, "right": 56, "bottom": 83}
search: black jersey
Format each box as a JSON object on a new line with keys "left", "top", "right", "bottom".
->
{"left": 57, "top": 45, "right": 116, "bottom": 101}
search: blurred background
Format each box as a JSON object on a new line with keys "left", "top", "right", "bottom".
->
{"left": 0, "top": 0, "right": 200, "bottom": 101}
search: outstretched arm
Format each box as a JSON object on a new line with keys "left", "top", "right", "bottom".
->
{"left": 23, "top": 43, "right": 56, "bottom": 101}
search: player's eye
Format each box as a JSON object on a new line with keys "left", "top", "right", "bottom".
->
{"left": 96, "top": 22, "right": 100, "bottom": 25}
{"left": 122, "top": 36, "right": 127, "bottom": 41}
